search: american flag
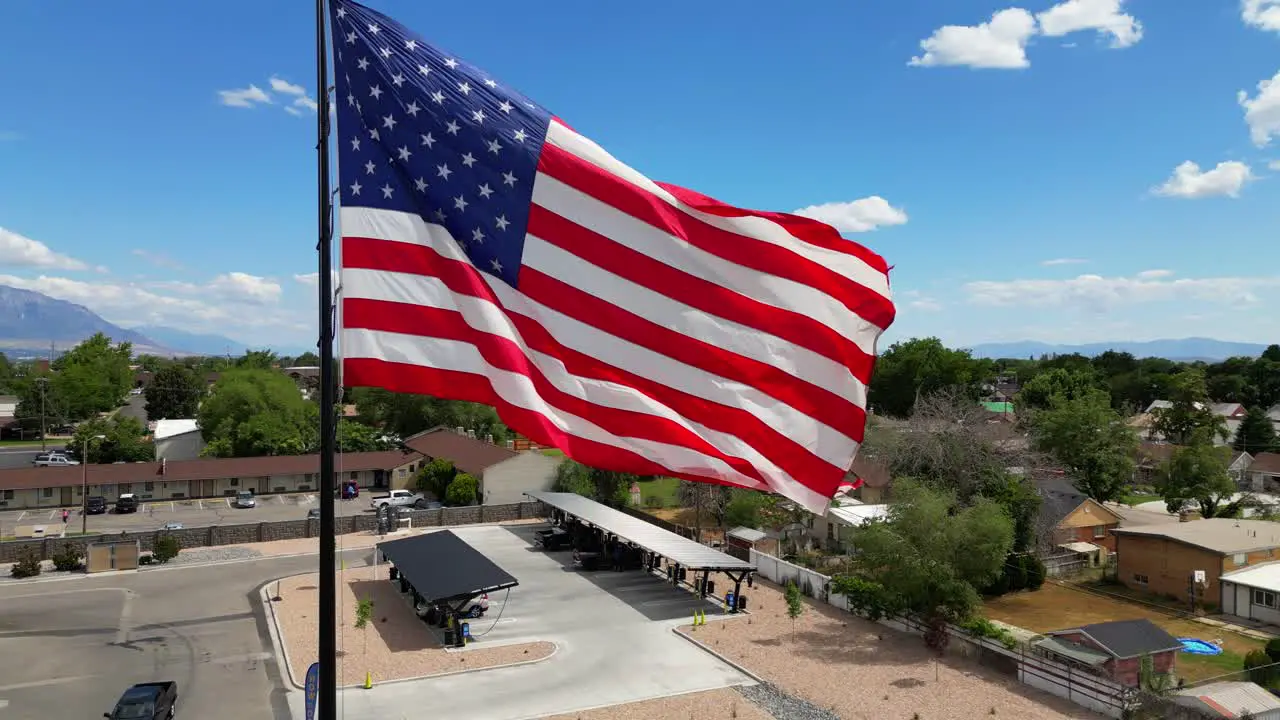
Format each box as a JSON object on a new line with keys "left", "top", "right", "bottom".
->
{"left": 330, "top": 0, "right": 895, "bottom": 513}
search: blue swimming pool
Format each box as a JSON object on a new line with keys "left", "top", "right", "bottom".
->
{"left": 1178, "top": 638, "right": 1223, "bottom": 655}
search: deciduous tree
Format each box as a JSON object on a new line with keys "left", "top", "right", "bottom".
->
{"left": 1154, "top": 432, "right": 1241, "bottom": 518}
{"left": 1029, "top": 390, "right": 1137, "bottom": 503}
{"left": 336, "top": 419, "right": 390, "bottom": 452}
{"left": 1150, "top": 369, "right": 1227, "bottom": 445}
{"left": 1015, "top": 368, "right": 1100, "bottom": 414}
{"left": 144, "top": 363, "right": 204, "bottom": 420}
{"left": 71, "top": 416, "right": 154, "bottom": 464}
{"left": 197, "top": 369, "right": 319, "bottom": 457}
{"left": 868, "top": 338, "right": 989, "bottom": 418}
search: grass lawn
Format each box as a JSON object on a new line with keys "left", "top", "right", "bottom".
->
{"left": 0, "top": 440, "right": 45, "bottom": 448}
{"left": 539, "top": 448, "right": 564, "bottom": 457}
{"left": 1119, "top": 492, "right": 1162, "bottom": 506}
{"left": 984, "top": 582, "right": 1264, "bottom": 682}
{"left": 638, "top": 477, "right": 681, "bottom": 508}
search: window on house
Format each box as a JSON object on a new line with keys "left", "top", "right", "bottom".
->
{"left": 144, "top": 482, "right": 154, "bottom": 492}
{"left": 826, "top": 523, "right": 835, "bottom": 540}
{"left": 42, "top": 488, "right": 52, "bottom": 498}
{"left": 350, "top": 471, "right": 358, "bottom": 480}
{"left": 1133, "top": 574, "right": 1149, "bottom": 585}
{"left": 75, "top": 486, "right": 82, "bottom": 495}
{"left": 398, "top": 468, "right": 406, "bottom": 478}
{"left": 1093, "top": 525, "right": 1107, "bottom": 539}
{"left": 1235, "top": 553, "right": 1249, "bottom": 566}
{"left": 3, "top": 490, "right": 13, "bottom": 500}
{"left": 805, "top": 515, "right": 814, "bottom": 529}
{"left": 1254, "top": 589, "right": 1278, "bottom": 609}
{"left": 229, "top": 478, "right": 239, "bottom": 487}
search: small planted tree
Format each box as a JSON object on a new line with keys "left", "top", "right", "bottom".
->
{"left": 785, "top": 579, "right": 804, "bottom": 641}
{"left": 355, "top": 597, "right": 376, "bottom": 655}
{"left": 10, "top": 549, "right": 42, "bottom": 578}
{"left": 152, "top": 534, "right": 180, "bottom": 564}
{"left": 51, "top": 542, "right": 84, "bottom": 572}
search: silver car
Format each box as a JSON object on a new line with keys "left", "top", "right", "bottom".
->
{"left": 234, "top": 490, "right": 256, "bottom": 508}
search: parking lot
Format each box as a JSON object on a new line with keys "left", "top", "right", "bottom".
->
{"left": 0, "top": 493, "right": 370, "bottom": 537}
{"left": 286, "top": 523, "right": 752, "bottom": 720}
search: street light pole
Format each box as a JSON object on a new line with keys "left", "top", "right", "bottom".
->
{"left": 81, "top": 434, "right": 105, "bottom": 535}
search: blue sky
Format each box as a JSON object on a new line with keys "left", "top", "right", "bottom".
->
{"left": 1, "top": 0, "right": 1278, "bottom": 351}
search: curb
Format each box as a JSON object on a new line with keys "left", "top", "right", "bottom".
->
{"left": 261, "top": 583, "right": 305, "bottom": 690}
{"left": 671, "top": 625, "right": 766, "bottom": 684}
{"left": 359, "top": 641, "right": 558, "bottom": 688}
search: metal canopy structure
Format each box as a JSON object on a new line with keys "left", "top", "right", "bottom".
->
{"left": 378, "top": 530, "right": 519, "bottom": 604}
{"left": 526, "top": 491, "right": 755, "bottom": 572}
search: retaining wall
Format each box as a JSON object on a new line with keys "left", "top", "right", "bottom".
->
{"left": 0, "top": 501, "right": 546, "bottom": 563}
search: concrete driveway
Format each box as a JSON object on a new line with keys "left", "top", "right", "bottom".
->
{"left": 285, "top": 523, "right": 752, "bottom": 720}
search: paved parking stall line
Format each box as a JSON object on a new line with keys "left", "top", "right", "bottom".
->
{"left": 224, "top": 497, "right": 232, "bottom": 509}
{"left": 15, "top": 511, "right": 25, "bottom": 521}
{"left": 170, "top": 501, "right": 175, "bottom": 512}
{"left": 196, "top": 499, "right": 204, "bottom": 510}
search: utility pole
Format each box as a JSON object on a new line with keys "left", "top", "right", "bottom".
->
{"left": 37, "top": 377, "right": 48, "bottom": 451}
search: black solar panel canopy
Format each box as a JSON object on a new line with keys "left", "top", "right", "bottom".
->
{"left": 378, "top": 530, "right": 518, "bottom": 604}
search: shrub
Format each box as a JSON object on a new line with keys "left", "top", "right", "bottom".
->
{"left": 1009, "top": 554, "right": 1030, "bottom": 591}
{"left": 153, "top": 534, "right": 180, "bottom": 564}
{"left": 11, "top": 550, "right": 42, "bottom": 578}
{"left": 1267, "top": 637, "right": 1280, "bottom": 664}
{"left": 444, "top": 473, "right": 479, "bottom": 506}
{"left": 1024, "top": 555, "right": 1047, "bottom": 590}
{"left": 1245, "top": 649, "right": 1273, "bottom": 685}
{"left": 355, "top": 597, "right": 375, "bottom": 629}
{"left": 643, "top": 495, "right": 664, "bottom": 509}
{"left": 51, "top": 542, "right": 83, "bottom": 572}
{"left": 959, "top": 616, "right": 1019, "bottom": 650}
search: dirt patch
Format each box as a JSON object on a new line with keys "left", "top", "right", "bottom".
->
{"left": 272, "top": 565, "right": 554, "bottom": 686}
{"left": 537, "top": 688, "right": 774, "bottom": 720}
{"left": 678, "top": 578, "right": 1100, "bottom": 719}
{"left": 985, "top": 581, "right": 1264, "bottom": 681}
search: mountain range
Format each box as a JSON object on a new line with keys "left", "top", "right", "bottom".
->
{"left": 967, "top": 338, "right": 1271, "bottom": 362}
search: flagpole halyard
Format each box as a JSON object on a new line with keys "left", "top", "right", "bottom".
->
{"left": 315, "top": 0, "right": 338, "bottom": 718}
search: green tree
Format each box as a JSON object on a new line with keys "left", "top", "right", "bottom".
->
{"left": 236, "top": 349, "right": 279, "bottom": 370}
{"left": 152, "top": 534, "right": 180, "bottom": 563}
{"left": 723, "top": 490, "right": 767, "bottom": 528}
{"left": 1234, "top": 406, "right": 1277, "bottom": 455}
{"left": 133, "top": 354, "right": 170, "bottom": 373}
{"left": 0, "top": 351, "right": 13, "bottom": 393}
{"left": 1150, "top": 369, "right": 1227, "bottom": 445}
{"left": 15, "top": 334, "right": 133, "bottom": 423}
{"left": 868, "top": 338, "right": 988, "bottom": 418}
{"left": 1015, "top": 368, "right": 1100, "bottom": 414}
{"left": 1154, "top": 433, "right": 1241, "bottom": 518}
{"left": 70, "top": 416, "right": 154, "bottom": 463}
{"left": 1029, "top": 391, "right": 1137, "bottom": 503}
{"left": 336, "top": 419, "right": 390, "bottom": 452}
{"left": 551, "top": 459, "right": 638, "bottom": 507}
{"left": 292, "top": 351, "right": 320, "bottom": 366}
{"left": 416, "top": 458, "right": 458, "bottom": 500}
{"left": 197, "top": 369, "right": 319, "bottom": 457}
{"left": 144, "top": 363, "right": 204, "bottom": 420}
{"left": 784, "top": 580, "right": 805, "bottom": 641}
{"left": 445, "top": 473, "right": 479, "bottom": 505}
{"left": 834, "top": 479, "right": 1014, "bottom": 628}
{"left": 348, "top": 387, "right": 508, "bottom": 443}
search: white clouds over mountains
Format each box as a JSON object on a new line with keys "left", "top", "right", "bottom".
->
{"left": 965, "top": 270, "right": 1278, "bottom": 312}
{"left": 909, "top": 0, "right": 1142, "bottom": 69}
{"left": 0, "top": 227, "right": 88, "bottom": 271}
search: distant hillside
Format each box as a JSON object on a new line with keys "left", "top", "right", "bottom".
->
{"left": 130, "top": 326, "right": 251, "bottom": 356}
{"left": 968, "top": 338, "right": 1270, "bottom": 362}
{"left": 0, "top": 285, "right": 171, "bottom": 357}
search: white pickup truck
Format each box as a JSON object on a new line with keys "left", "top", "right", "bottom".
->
{"left": 370, "top": 489, "right": 428, "bottom": 510}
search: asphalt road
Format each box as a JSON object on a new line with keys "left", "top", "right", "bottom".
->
{"left": 0, "top": 547, "right": 373, "bottom": 720}
{"left": 0, "top": 493, "right": 373, "bottom": 536}
{"left": 0, "top": 447, "right": 44, "bottom": 471}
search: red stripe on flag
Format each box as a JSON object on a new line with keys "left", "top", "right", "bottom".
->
{"left": 536, "top": 142, "right": 896, "bottom": 330}
{"left": 344, "top": 297, "right": 775, "bottom": 487}
{"left": 342, "top": 236, "right": 851, "bottom": 485}
{"left": 656, "top": 181, "right": 892, "bottom": 275}
{"left": 527, "top": 204, "right": 876, "bottom": 383}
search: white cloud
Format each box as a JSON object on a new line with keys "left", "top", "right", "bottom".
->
{"left": 790, "top": 196, "right": 909, "bottom": 233}
{"left": 909, "top": 8, "right": 1038, "bottom": 69}
{"left": 1243, "top": 0, "right": 1280, "bottom": 32}
{"left": 1135, "top": 269, "right": 1174, "bottom": 279}
{"left": 1041, "top": 257, "right": 1089, "bottom": 266}
{"left": 292, "top": 96, "right": 319, "bottom": 114}
{"left": 1240, "top": 70, "right": 1280, "bottom": 147}
{"left": 130, "top": 248, "right": 183, "bottom": 270}
{"left": 0, "top": 227, "right": 87, "bottom": 271}
{"left": 207, "top": 272, "right": 282, "bottom": 303}
{"left": 293, "top": 271, "right": 339, "bottom": 288}
{"left": 1036, "top": 0, "right": 1143, "bottom": 48}
{"left": 1153, "top": 160, "right": 1254, "bottom": 198}
{"left": 1270, "top": 159, "right": 1280, "bottom": 170}
{"left": 964, "top": 271, "right": 1279, "bottom": 311}
{"left": 285, "top": 107, "right": 302, "bottom": 117}
{"left": 269, "top": 76, "right": 307, "bottom": 96}
{"left": 898, "top": 290, "right": 942, "bottom": 312}
{"left": 218, "top": 84, "right": 272, "bottom": 108}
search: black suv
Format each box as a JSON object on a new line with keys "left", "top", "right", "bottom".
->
{"left": 86, "top": 496, "right": 108, "bottom": 514}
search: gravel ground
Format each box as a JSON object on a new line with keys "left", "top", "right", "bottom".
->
{"left": 738, "top": 682, "right": 840, "bottom": 720}
{"left": 0, "top": 559, "right": 76, "bottom": 582}
{"left": 274, "top": 565, "right": 555, "bottom": 687}
{"left": 167, "top": 546, "right": 263, "bottom": 565}
{"left": 538, "top": 688, "right": 776, "bottom": 720}
{"left": 680, "top": 578, "right": 1102, "bottom": 720}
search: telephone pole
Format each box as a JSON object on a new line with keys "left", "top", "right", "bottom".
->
{"left": 37, "top": 377, "right": 48, "bottom": 451}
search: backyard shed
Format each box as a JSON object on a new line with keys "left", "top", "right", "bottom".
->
{"left": 1171, "top": 680, "right": 1280, "bottom": 719}
{"left": 1220, "top": 561, "right": 1280, "bottom": 625}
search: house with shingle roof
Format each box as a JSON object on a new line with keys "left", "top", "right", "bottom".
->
{"left": 1035, "top": 619, "right": 1181, "bottom": 686}
{"left": 400, "top": 426, "right": 559, "bottom": 505}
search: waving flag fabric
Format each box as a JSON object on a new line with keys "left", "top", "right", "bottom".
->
{"left": 330, "top": 0, "right": 895, "bottom": 513}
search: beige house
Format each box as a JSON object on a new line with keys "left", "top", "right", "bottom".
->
{"left": 0, "top": 450, "right": 422, "bottom": 510}
{"left": 401, "top": 427, "right": 559, "bottom": 505}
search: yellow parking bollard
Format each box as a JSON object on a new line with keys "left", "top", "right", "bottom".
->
{"left": 364, "top": 671, "right": 373, "bottom": 689}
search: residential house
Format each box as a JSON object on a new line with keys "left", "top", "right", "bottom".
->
{"left": 1220, "top": 562, "right": 1280, "bottom": 627}
{"left": 281, "top": 366, "right": 320, "bottom": 397}
{"left": 1113, "top": 518, "right": 1280, "bottom": 604}
{"left": 153, "top": 419, "right": 206, "bottom": 462}
{"left": 847, "top": 456, "right": 892, "bottom": 504}
{"left": 1136, "top": 401, "right": 1246, "bottom": 447}
{"left": 808, "top": 497, "right": 889, "bottom": 551}
{"left": 1033, "top": 619, "right": 1181, "bottom": 686}
{"left": 1171, "top": 680, "right": 1280, "bottom": 719}
{"left": 1048, "top": 496, "right": 1124, "bottom": 552}
{"left": 401, "top": 427, "right": 558, "bottom": 505}
{"left": 0, "top": 394, "right": 17, "bottom": 438}
{"left": 1248, "top": 453, "right": 1280, "bottom": 493}
{"left": 0, "top": 449, "right": 423, "bottom": 509}
{"left": 1134, "top": 442, "right": 1251, "bottom": 487}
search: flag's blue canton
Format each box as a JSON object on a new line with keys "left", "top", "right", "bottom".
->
{"left": 330, "top": 0, "right": 552, "bottom": 288}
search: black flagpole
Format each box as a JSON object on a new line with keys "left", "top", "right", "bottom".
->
{"left": 315, "top": 0, "right": 338, "bottom": 718}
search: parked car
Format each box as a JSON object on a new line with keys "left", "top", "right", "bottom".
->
{"left": 307, "top": 508, "right": 321, "bottom": 520}
{"left": 534, "top": 526, "right": 571, "bottom": 550}
{"left": 234, "top": 490, "right": 256, "bottom": 508}
{"left": 104, "top": 681, "right": 177, "bottom": 720}
{"left": 416, "top": 593, "right": 489, "bottom": 621}
{"left": 32, "top": 452, "right": 79, "bottom": 467}
{"left": 116, "top": 493, "right": 139, "bottom": 514}
{"left": 85, "top": 496, "right": 108, "bottom": 514}
{"left": 370, "top": 489, "right": 427, "bottom": 510}
{"left": 162, "top": 522, "right": 184, "bottom": 531}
